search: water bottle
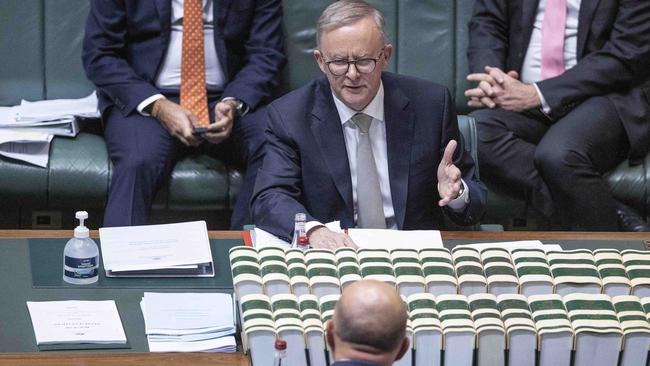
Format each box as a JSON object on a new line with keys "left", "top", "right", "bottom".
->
{"left": 62, "top": 211, "right": 99, "bottom": 285}
{"left": 291, "top": 213, "right": 309, "bottom": 250}
{"left": 273, "top": 339, "right": 287, "bottom": 366}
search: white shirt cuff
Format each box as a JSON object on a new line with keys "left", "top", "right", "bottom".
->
{"left": 532, "top": 83, "right": 551, "bottom": 114}
{"left": 306, "top": 221, "right": 326, "bottom": 236}
{"left": 137, "top": 94, "right": 166, "bottom": 116}
{"left": 222, "top": 97, "right": 250, "bottom": 116}
{"left": 447, "top": 179, "right": 470, "bottom": 212}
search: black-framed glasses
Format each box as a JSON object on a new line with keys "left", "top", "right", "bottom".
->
{"left": 323, "top": 51, "right": 384, "bottom": 76}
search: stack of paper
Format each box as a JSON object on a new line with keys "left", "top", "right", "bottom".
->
{"left": 140, "top": 292, "right": 236, "bottom": 353}
{"left": 99, "top": 221, "right": 215, "bottom": 277}
{"left": 0, "top": 92, "right": 99, "bottom": 137}
{"left": 26, "top": 300, "right": 126, "bottom": 346}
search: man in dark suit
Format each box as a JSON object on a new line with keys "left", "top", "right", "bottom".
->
{"left": 82, "top": 0, "right": 286, "bottom": 229}
{"left": 251, "top": 0, "right": 486, "bottom": 248}
{"left": 466, "top": 0, "right": 650, "bottom": 230}
{"left": 327, "top": 280, "right": 410, "bottom": 366}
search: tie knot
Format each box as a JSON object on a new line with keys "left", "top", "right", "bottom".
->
{"left": 351, "top": 113, "right": 373, "bottom": 134}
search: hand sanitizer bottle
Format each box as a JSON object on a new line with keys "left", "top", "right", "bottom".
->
{"left": 63, "top": 211, "right": 99, "bottom": 285}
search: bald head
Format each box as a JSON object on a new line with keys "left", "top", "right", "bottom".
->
{"left": 333, "top": 280, "right": 407, "bottom": 353}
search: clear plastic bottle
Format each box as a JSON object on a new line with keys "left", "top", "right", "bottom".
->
{"left": 62, "top": 211, "right": 99, "bottom": 285}
{"left": 273, "top": 339, "right": 287, "bottom": 366}
{"left": 291, "top": 213, "right": 309, "bottom": 250}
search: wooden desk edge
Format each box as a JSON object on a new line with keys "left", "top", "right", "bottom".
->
{"left": 0, "top": 352, "right": 249, "bottom": 366}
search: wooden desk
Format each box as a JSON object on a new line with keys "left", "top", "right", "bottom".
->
{"left": 1, "top": 230, "right": 649, "bottom": 366}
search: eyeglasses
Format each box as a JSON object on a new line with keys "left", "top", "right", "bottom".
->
{"left": 323, "top": 51, "right": 384, "bottom": 76}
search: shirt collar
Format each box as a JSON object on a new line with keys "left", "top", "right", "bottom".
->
{"left": 332, "top": 82, "right": 385, "bottom": 126}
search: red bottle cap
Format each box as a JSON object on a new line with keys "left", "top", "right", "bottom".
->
{"left": 275, "top": 339, "right": 287, "bottom": 350}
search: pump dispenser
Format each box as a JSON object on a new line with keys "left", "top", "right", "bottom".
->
{"left": 63, "top": 211, "right": 99, "bottom": 284}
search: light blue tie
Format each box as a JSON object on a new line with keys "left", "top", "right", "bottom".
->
{"left": 351, "top": 113, "right": 386, "bottom": 229}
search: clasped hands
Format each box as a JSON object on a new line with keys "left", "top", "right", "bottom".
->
{"left": 309, "top": 139, "right": 465, "bottom": 250}
{"left": 465, "top": 66, "right": 541, "bottom": 112}
{"left": 150, "top": 98, "right": 237, "bottom": 146}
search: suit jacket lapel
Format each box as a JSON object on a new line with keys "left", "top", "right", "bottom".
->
{"left": 519, "top": 0, "right": 540, "bottom": 70}
{"left": 213, "top": 0, "right": 231, "bottom": 79}
{"left": 577, "top": 0, "right": 600, "bottom": 59}
{"left": 311, "top": 78, "right": 354, "bottom": 218}
{"left": 152, "top": 0, "right": 172, "bottom": 78}
{"left": 383, "top": 76, "right": 412, "bottom": 229}
{"left": 154, "top": 0, "right": 172, "bottom": 43}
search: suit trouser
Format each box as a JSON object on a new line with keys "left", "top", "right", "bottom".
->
{"left": 102, "top": 96, "right": 266, "bottom": 230}
{"left": 471, "top": 96, "right": 629, "bottom": 231}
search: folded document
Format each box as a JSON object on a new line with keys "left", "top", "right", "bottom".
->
{"left": 99, "top": 221, "right": 214, "bottom": 277}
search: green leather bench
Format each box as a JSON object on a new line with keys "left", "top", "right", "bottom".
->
{"left": 1, "top": 0, "right": 647, "bottom": 229}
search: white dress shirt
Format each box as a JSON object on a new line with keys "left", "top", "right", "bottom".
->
{"left": 306, "top": 82, "right": 468, "bottom": 233}
{"left": 137, "top": 0, "right": 226, "bottom": 115}
{"left": 522, "top": 0, "right": 581, "bottom": 112}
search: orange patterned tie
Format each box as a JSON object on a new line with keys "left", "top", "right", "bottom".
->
{"left": 180, "top": 0, "right": 210, "bottom": 130}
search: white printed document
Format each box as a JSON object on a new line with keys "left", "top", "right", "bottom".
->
{"left": 99, "top": 221, "right": 214, "bottom": 277}
{"left": 26, "top": 300, "right": 127, "bottom": 345}
{"left": 0, "top": 130, "right": 53, "bottom": 167}
{"left": 141, "top": 292, "right": 236, "bottom": 353}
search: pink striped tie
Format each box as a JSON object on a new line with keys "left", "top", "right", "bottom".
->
{"left": 540, "top": 0, "right": 567, "bottom": 79}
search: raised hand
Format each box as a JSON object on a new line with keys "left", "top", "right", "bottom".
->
{"left": 437, "top": 140, "right": 463, "bottom": 206}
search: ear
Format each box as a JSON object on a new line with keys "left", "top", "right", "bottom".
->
{"left": 382, "top": 44, "right": 394, "bottom": 67}
{"left": 314, "top": 49, "right": 328, "bottom": 74}
{"left": 394, "top": 337, "right": 410, "bottom": 361}
{"left": 326, "top": 320, "right": 336, "bottom": 351}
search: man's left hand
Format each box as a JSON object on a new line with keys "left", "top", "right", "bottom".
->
{"left": 204, "top": 101, "right": 236, "bottom": 144}
{"left": 485, "top": 66, "right": 541, "bottom": 112}
{"left": 437, "top": 140, "right": 463, "bottom": 206}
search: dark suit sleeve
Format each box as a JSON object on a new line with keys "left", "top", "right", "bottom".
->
{"left": 467, "top": 0, "right": 510, "bottom": 73}
{"left": 222, "top": 0, "right": 286, "bottom": 110}
{"left": 440, "top": 89, "right": 487, "bottom": 225}
{"left": 537, "top": 0, "right": 650, "bottom": 118}
{"left": 82, "top": 0, "right": 160, "bottom": 116}
{"left": 251, "top": 104, "right": 312, "bottom": 241}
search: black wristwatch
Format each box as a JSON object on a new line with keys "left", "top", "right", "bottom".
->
{"left": 229, "top": 99, "right": 247, "bottom": 117}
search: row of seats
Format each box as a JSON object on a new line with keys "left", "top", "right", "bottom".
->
{"left": 0, "top": 0, "right": 647, "bottom": 229}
